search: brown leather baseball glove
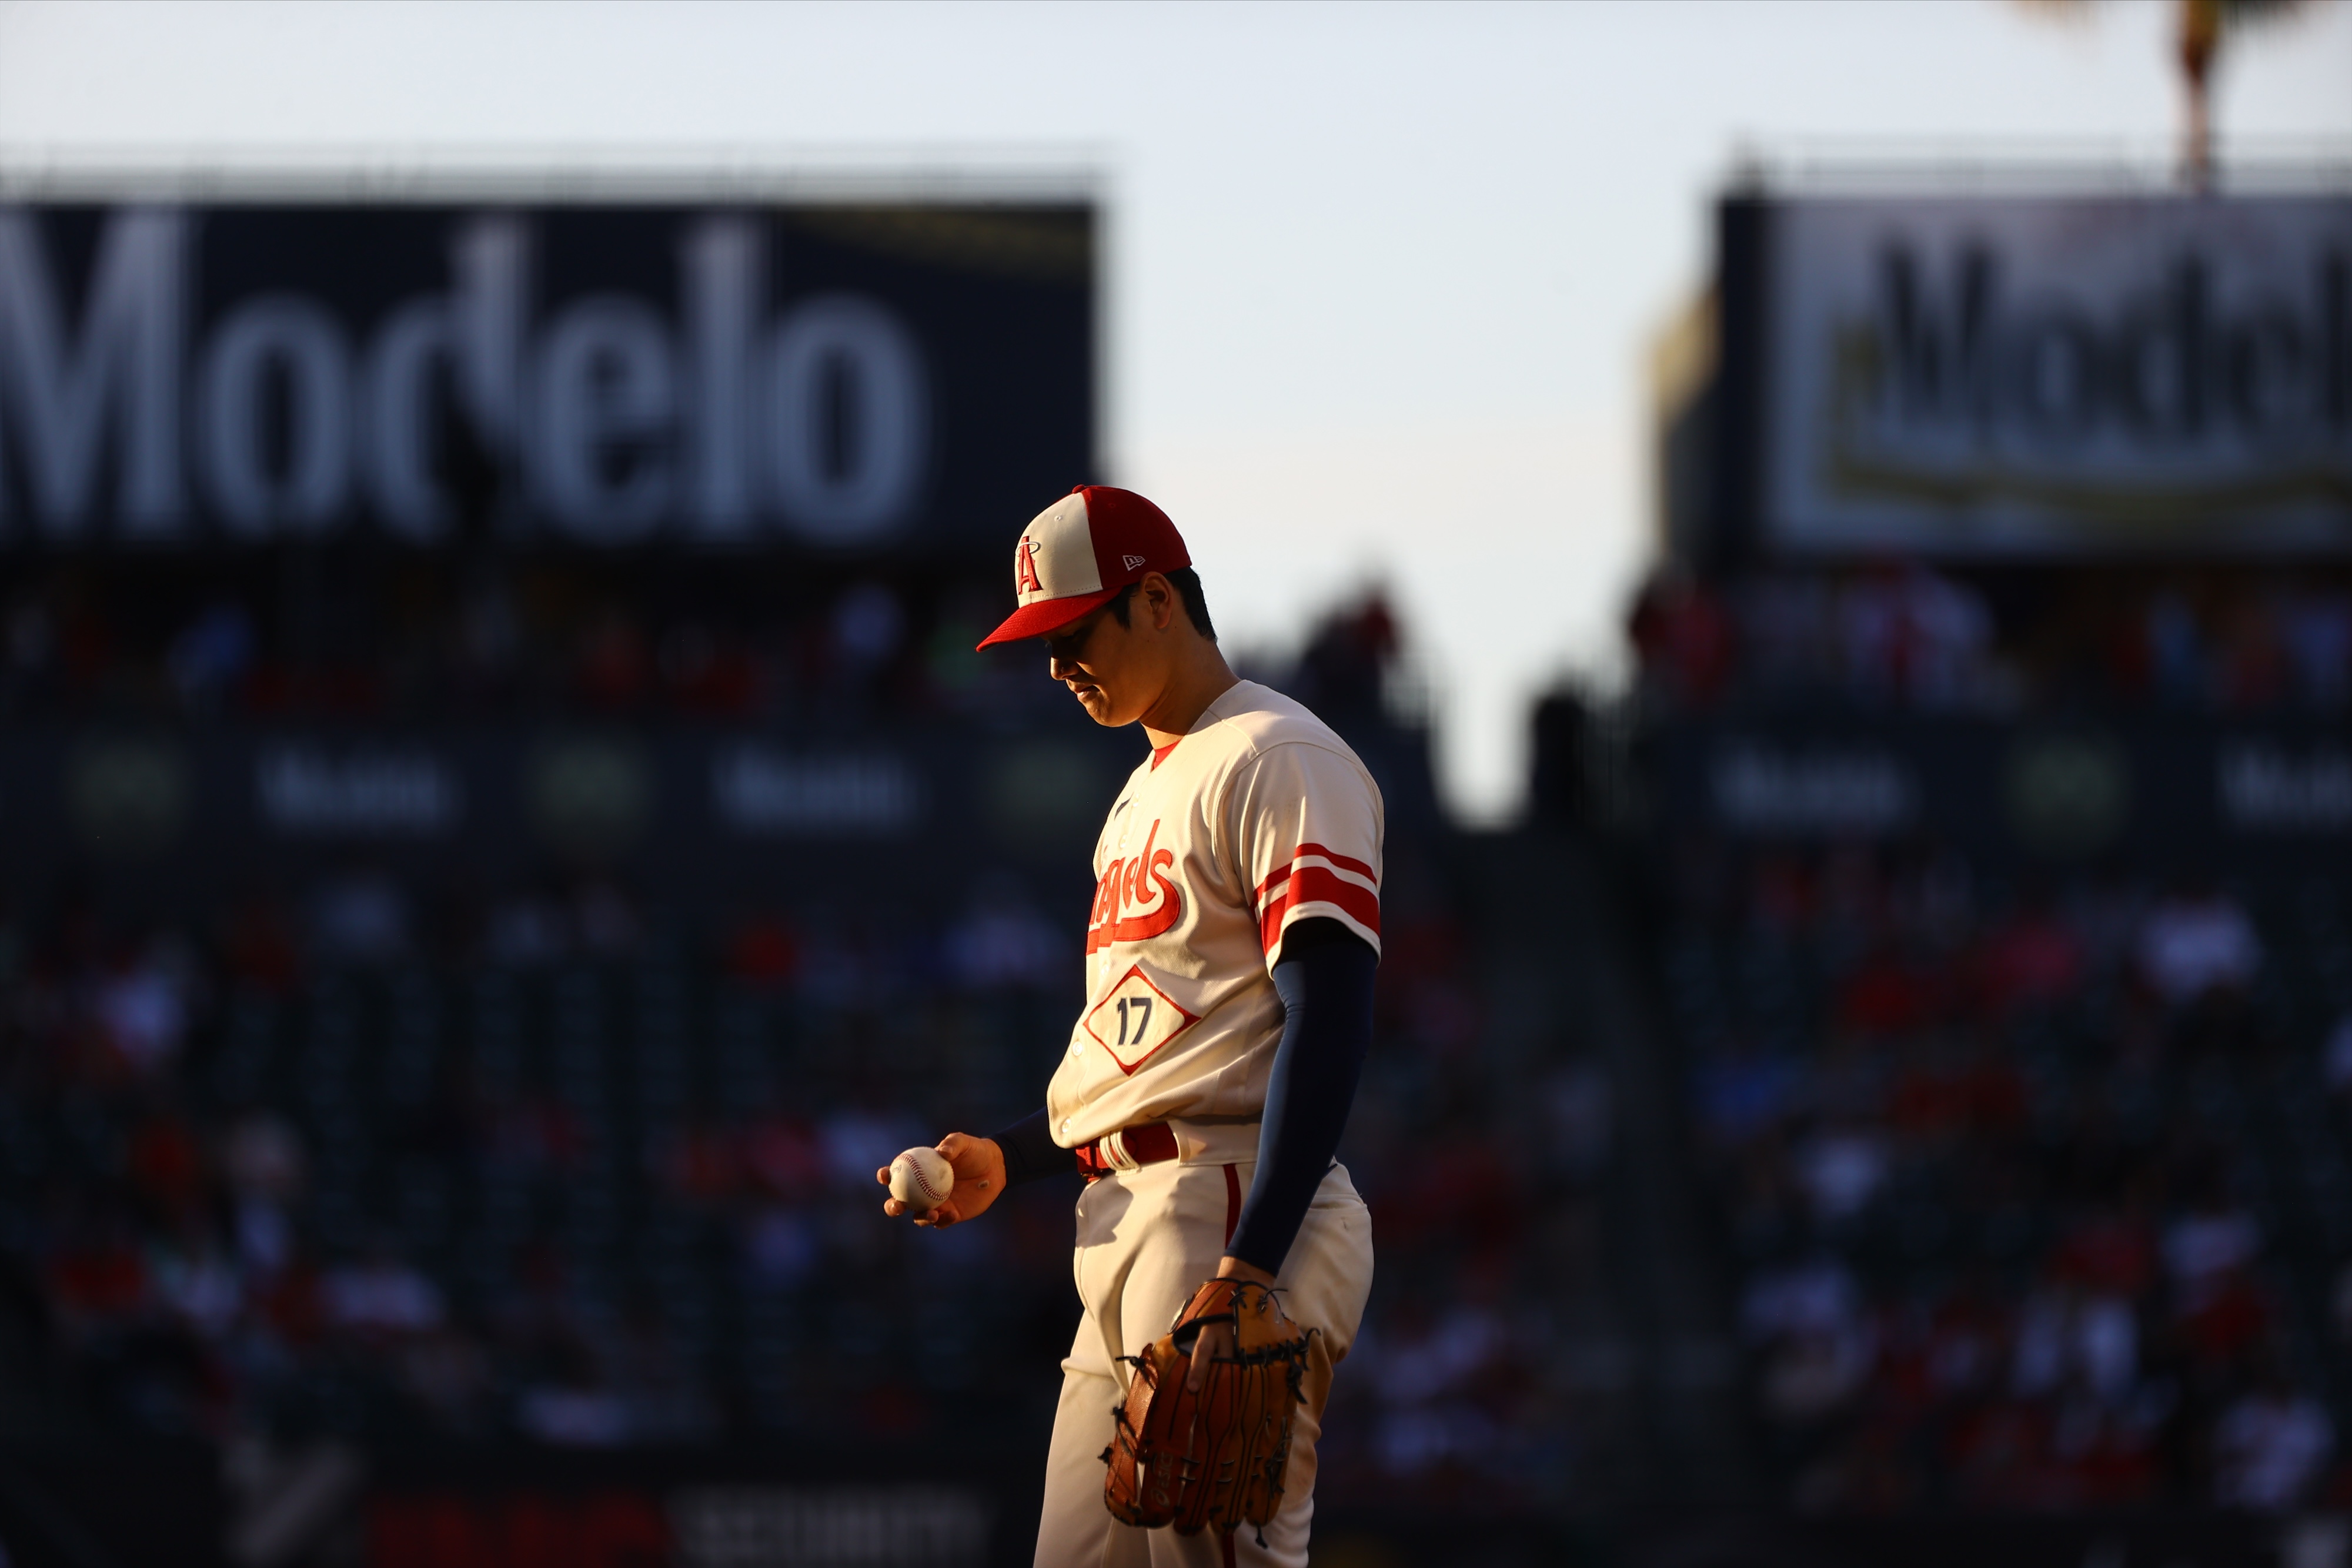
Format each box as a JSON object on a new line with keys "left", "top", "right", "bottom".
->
{"left": 1102, "top": 1278, "right": 1314, "bottom": 1541}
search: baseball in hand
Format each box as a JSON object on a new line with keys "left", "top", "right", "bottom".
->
{"left": 889, "top": 1146, "right": 955, "bottom": 1213}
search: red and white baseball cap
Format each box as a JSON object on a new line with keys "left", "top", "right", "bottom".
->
{"left": 975, "top": 485, "right": 1191, "bottom": 649}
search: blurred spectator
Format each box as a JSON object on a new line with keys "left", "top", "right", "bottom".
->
{"left": 2164, "top": 1199, "right": 2260, "bottom": 1308}
{"left": 1975, "top": 888, "right": 2085, "bottom": 1014}
{"left": 1835, "top": 565, "right": 1992, "bottom": 708}
{"left": 222, "top": 1113, "right": 305, "bottom": 1279}
{"left": 319, "top": 1249, "right": 445, "bottom": 1338}
{"left": 2010, "top": 1281, "right": 2137, "bottom": 1402}
{"left": 1629, "top": 576, "right": 1733, "bottom": 708}
{"left": 2213, "top": 1380, "right": 2334, "bottom": 1510}
{"left": 1900, "top": 567, "right": 1994, "bottom": 709}
{"left": 1837, "top": 571, "right": 1905, "bottom": 701}
{"left": 1745, "top": 1256, "right": 1874, "bottom": 1423}
{"left": 944, "top": 879, "right": 1058, "bottom": 992}
{"left": 517, "top": 1358, "right": 632, "bottom": 1448}
{"left": 2281, "top": 589, "right": 2352, "bottom": 709}
{"left": 222, "top": 1114, "right": 305, "bottom": 1202}
{"left": 153, "top": 1228, "right": 243, "bottom": 1341}
{"left": 2135, "top": 883, "right": 2262, "bottom": 1005}
{"left": 1795, "top": 1126, "right": 1887, "bottom": 1224}
{"left": 96, "top": 939, "right": 191, "bottom": 1076}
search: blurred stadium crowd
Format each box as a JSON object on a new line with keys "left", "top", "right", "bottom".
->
{"left": 0, "top": 557, "right": 1070, "bottom": 727}
{"left": 1655, "top": 830, "right": 2352, "bottom": 1510}
{"left": 0, "top": 583, "right": 1610, "bottom": 1513}
{"left": 1630, "top": 566, "right": 2352, "bottom": 716}
{"left": 9, "top": 543, "right": 2350, "bottom": 1536}
{"left": 20, "top": 555, "right": 2351, "bottom": 1523}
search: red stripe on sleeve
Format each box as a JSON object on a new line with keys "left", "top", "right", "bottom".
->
{"left": 1252, "top": 843, "right": 1378, "bottom": 907}
{"left": 1258, "top": 866, "right": 1381, "bottom": 954}
{"left": 1285, "top": 865, "right": 1381, "bottom": 933}
{"left": 1259, "top": 891, "right": 1290, "bottom": 955}
{"left": 1296, "top": 841, "right": 1378, "bottom": 882}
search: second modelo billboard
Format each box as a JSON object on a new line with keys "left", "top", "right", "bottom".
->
{"left": 1748, "top": 193, "right": 2352, "bottom": 556}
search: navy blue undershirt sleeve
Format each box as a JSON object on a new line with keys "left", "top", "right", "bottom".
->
{"left": 1224, "top": 917, "right": 1378, "bottom": 1275}
{"left": 988, "top": 1106, "right": 1078, "bottom": 1186}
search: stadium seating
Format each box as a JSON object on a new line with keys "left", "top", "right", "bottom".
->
{"left": 1649, "top": 841, "right": 2352, "bottom": 1510}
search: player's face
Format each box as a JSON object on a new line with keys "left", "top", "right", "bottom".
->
{"left": 1043, "top": 601, "right": 1148, "bottom": 726}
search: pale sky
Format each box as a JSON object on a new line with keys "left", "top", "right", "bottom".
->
{"left": 1, "top": 0, "right": 2347, "bottom": 821}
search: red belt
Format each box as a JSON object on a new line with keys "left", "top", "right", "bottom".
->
{"left": 1073, "top": 1121, "right": 1180, "bottom": 1182}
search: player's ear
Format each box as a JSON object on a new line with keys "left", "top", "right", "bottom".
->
{"left": 1144, "top": 573, "right": 1179, "bottom": 633}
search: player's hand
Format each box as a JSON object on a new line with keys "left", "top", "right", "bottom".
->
{"left": 874, "top": 1133, "right": 1007, "bottom": 1229}
{"left": 1185, "top": 1256, "right": 1277, "bottom": 1392}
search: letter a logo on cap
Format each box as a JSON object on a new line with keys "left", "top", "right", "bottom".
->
{"left": 977, "top": 486, "right": 1192, "bottom": 649}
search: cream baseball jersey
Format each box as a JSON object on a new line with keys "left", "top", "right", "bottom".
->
{"left": 1045, "top": 679, "right": 1383, "bottom": 1150}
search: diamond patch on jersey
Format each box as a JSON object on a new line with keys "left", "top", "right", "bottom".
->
{"left": 1083, "top": 965, "right": 1200, "bottom": 1075}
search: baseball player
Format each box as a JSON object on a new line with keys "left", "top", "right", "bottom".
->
{"left": 877, "top": 485, "right": 1381, "bottom": 1568}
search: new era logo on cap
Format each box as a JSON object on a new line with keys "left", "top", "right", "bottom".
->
{"left": 977, "top": 486, "right": 1192, "bottom": 649}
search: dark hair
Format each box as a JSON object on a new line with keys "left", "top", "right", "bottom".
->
{"left": 1105, "top": 567, "right": 1216, "bottom": 642}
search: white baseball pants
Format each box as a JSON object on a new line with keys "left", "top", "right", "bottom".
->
{"left": 1033, "top": 1156, "right": 1374, "bottom": 1568}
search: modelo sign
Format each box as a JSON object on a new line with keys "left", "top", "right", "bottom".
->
{"left": 0, "top": 202, "right": 1091, "bottom": 550}
{"left": 1758, "top": 195, "right": 2352, "bottom": 554}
